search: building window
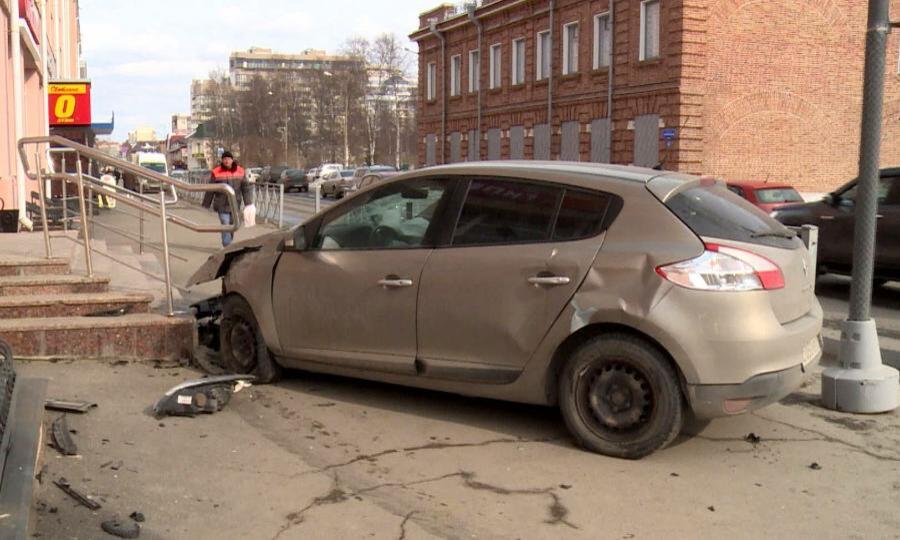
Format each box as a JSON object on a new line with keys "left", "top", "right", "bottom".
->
{"left": 536, "top": 30, "right": 551, "bottom": 81}
{"left": 490, "top": 44, "right": 502, "bottom": 89}
{"left": 593, "top": 13, "right": 612, "bottom": 69}
{"left": 563, "top": 22, "right": 579, "bottom": 75}
{"left": 640, "top": 0, "right": 661, "bottom": 60}
{"left": 450, "top": 55, "right": 461, "bottom": 96}
{"left": 469, "top": 50, "right": 480, "bottom": 92}
{"left": 426, "top": 62, "right": 436, "bottom": 101}
{"left": 511, "top": 38, "right": 526, "bottom": 85}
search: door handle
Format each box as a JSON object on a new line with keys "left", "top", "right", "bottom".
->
{"left": 876, "top": 214, "right": 884, "bottom": 219}
{"left": 820, "top": 216, "right": 836, "bottom": 221}
{"left": 378, "top": 278, "right": 413, "bottom": 288}
{"left": 528, "top": 275, "right": 571, "bottom": 286}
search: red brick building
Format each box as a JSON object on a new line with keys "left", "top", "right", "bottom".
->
{"left": 410, "top": 0, "right": 900, "bottom": 192}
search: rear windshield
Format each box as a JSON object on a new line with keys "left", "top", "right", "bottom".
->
{"left": 755, "top": 187, "right": 803, "bottom": 204}
{"left": 664, "top": 184, "right": 797, "bottom": 249}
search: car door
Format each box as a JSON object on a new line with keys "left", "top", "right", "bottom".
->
{"left": 416, "top": 177, "right": 615, "bottom": 382}
{"left": 271, "top": 176, "right": 456, "bottom": 375}
{"left": 876, "top": 175, "right": 900, "bottom": 274}
{"left": 820, "top": 176, "right": 894, "bottom": 272}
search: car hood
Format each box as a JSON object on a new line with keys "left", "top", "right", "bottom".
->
{"left": 187, "top": 230, "right": 288, "bottom": 286}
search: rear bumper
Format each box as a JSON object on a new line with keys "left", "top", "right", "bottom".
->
{"left": 686, "top": 338, "right": 821, "bottom": 418}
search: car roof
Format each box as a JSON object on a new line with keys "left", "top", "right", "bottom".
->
{"left": 726, "top": 180, "right": 796, "bottom": 189}
{"left": 412, "top": 161, "right": 673, "bottom": 183}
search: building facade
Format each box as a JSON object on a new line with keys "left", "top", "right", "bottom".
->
{"left": 229, "top": 47, "right": 360, "bottom": 89}
{"left": 411, "top": 0, "right": 900, "bottom": 192}
{"left": 1, "top": 0, "right": 83, "bottom": 224}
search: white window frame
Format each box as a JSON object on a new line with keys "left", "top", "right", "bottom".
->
{"left": 640, "top": 0, "right": 661, "bottom": 61}
{"left": 489, "top": 43, "right": 502, "bottom": 89}
{"left": 593, "top": 12, "right": 611, "bottom": 69}
{"left": 511, "top": 38, "right": 525, "bottom": 85}
{"left": 562, "top": 22, "right": 579, "bottom": 75}
{"left": 426, "top": 62, "right": 436, "bottom": 101}
{"left": 468, "top": 49, "right": 480, "bottom": 92}
{"left": 450, "top": 54, "right": 461, "bottom": 96}
{"left": 536, "top": 30, "right": 550, "bottom": 80}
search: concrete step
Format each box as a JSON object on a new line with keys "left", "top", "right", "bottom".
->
{"left": 0, "top": 275, "right": 110, "bottom": 296}
{"left": 0, "top": 313, "right": 195, "bottom": 361}
{"left": 0, "top": 257, "right": 70, "bottom": 277}
{"left": 0, "top": 292, "right": 153, "bottom": 319}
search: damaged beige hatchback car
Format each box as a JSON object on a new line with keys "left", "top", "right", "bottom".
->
{"left": 190, "top": 162, "right": 823, "bottom": 459}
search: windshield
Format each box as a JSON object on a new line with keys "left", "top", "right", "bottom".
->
{"left": 142, "top": 163, "right": 166, "bottom": 173}
{"left": 755, "top": 188, "right": 803, "bottom": 204}
{"left": 664, "top": 183, "right": 797, "bottom": 249}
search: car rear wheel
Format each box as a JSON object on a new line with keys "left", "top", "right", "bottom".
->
{"left": 220, "top": 295, "right": 282, "bottom": 383}
{"left": 558, "top": 333, "right": 683, "bottom": 459}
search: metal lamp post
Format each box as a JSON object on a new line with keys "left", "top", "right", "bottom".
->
{"left": 822, "top": 0, "right": 899, "bottom": 413}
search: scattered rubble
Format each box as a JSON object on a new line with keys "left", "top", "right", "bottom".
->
{"left": 53, "top": 477, "right": 101, "bottom": 510}
{"left": 45, "top": 399, "right": 97, "bottom": 413}
{"left": 809, "top": 462, "right": 823, "bottom": 470}
{"left": 153, "top": 375, "right": 255, "bottom": 417}
{"left": 50, "top": 415, "right": 78, "bottom": 456}
{"left": 101, "top": 517, "right": 140, "bottom": 538}
{"left": 744, "top": 433, "right": 761, "bottom": 445}
{"left": 129, "top": 511, "right": 145, "bottom": 523}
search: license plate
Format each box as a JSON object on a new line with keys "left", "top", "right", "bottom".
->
{"left": 802, "top": 337, "right": 821, "bottom": 364}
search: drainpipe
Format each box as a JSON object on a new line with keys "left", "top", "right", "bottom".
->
{"left": 607, "top": 0, "right": 615, "bottom": 163}
{"left": 429, "top": 21, "right": 447, "bottom": 164}
{"left": 548, "top": 0, "right": 555, "bottom": 137}
{"left": 11, "top": 0, "right": 27, "bottom": 219}
{"left": 467, "top": 6, "right": 483, "bottom": 160}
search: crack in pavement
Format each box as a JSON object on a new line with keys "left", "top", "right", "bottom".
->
{"left": 750, "top": 412, "right": 900, "bottom": 463}
{"left": 271, "top": 469, "right": 579, "bottom": 538}
{"left": 307, "top": 436, "right": 563, "bottom": 476}
{"left": 398, "top": 511, "right": 416, "bottom": 540}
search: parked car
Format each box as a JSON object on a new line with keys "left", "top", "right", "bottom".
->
{"left": 279, "top": 168, "right": 308, "bottom": 192}
{"left": 262, "top": 165, "right": 290, "bottom": 183}
{"left": 321, "top": 169, "right": 356, "bottom": 198}
{"left": 772, "top": 167, "right": 900, "bottom": 283}
{"left": 306, "top": 168, "right": 319, "bottom": 184}
{"left": 247, "top": 167, "right": 262, "bottom": 183}
{"left": 356, "top": 171, "right": 400, "bottom": 192}
{"left": 726, "top": 181, "right": 804, "bottom": 213}
{"left": 191, "top": 163, "right": 822, "bottom": 459}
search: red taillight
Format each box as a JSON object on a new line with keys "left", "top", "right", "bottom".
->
{"left": 656, "top": 243, "right": 785, "bottom": 291}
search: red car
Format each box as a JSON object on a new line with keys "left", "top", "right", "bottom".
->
{"left": 726, "top": 181, "right": 805, "bottom": 213}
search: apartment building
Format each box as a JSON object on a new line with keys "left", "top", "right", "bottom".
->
{"left": 411, "top": 0, "right": 900, "bottom": 192}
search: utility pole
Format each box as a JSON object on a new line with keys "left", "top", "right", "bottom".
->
{"left": 821, "top": 0, "right": 899, "bottom": 413}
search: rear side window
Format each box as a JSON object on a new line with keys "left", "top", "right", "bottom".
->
{"left": 553, "top": 190, "right": 611, "bottom": 240}
{"left": 755, "top": 187, "right": 803, "bottom": 204}
{"left": 665, "top": 184, "right": 797, "bottom": 249}
{"left": 453, "top": 179, "right": 561, "bottom": 246}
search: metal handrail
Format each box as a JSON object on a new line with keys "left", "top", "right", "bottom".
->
{"left": 17, "top": 135, "right": 242, "bottom": 316}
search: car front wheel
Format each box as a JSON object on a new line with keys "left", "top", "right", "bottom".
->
{"left": 558, "top": 333, "right": 683, "bottom": 459}
{"left": 220, "top": 294, "right": 282, "bottom": 383}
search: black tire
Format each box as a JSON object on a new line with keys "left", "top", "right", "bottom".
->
{"left": 558, "top": 333, "right": 683, "bottom": 459}
{"left": 220, "top": 295, "right": 282, "bottom": 383}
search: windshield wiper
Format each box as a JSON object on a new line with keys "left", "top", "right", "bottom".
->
{"left": 751, "top": 229, "right": 797, "bottom": 240}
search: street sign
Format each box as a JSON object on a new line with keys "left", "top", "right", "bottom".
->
{"left": 661, "top": 128, "right": 677, "bottom": 141}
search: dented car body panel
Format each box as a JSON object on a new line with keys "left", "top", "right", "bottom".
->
{"left": 191, "top": 161, "right": 822, "bottom": 418}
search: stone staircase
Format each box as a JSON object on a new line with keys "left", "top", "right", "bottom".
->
{"left": 0, "top": 253, "right": 194, "bottom": 361}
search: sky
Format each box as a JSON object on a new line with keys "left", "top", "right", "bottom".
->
{"left": 80, "top": 0, "right": 439, "bottom": 141}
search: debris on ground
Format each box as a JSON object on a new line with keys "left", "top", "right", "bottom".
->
{"left": 129, "top": 511, "right": 145, "bottom": 523}
{"left": 707, "top": 506, "right": 716, "bottom": 512}
{"left": 53, "top": 477, "right": 101, "bottom": 510}
{"left": 50, "top": 415, "right": 78, "bottom": 456}
{"left": 35, "top": 464, "right": 48, "bottom": 484}
{"left": 744, "top": 433, "right": 761, "bottom": 444}
{"left": 45, "top": 399, "right": 97, "bottom": 413}
{"left": 153, "top": 374, "right": 255, "bottom": 417}
{"left": 809, "top": 462, "right": 822, "bottom": 470}
{"left": 101, "top": 517, "right": 141, "bottom": 538}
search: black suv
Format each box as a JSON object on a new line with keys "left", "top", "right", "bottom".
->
{"left": 773, "top": 168, "right": 900, "bottom": 283}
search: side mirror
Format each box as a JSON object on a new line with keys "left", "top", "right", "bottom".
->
{"left": 282, "top": 226, "right": 306, "bottom": 251}
{"left": 823, "top": 194, "right": 836, "bottom": 206}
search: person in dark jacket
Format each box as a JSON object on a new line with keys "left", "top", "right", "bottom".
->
{"left": 202, "top": 151, "right": 252, "bottom": 246}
